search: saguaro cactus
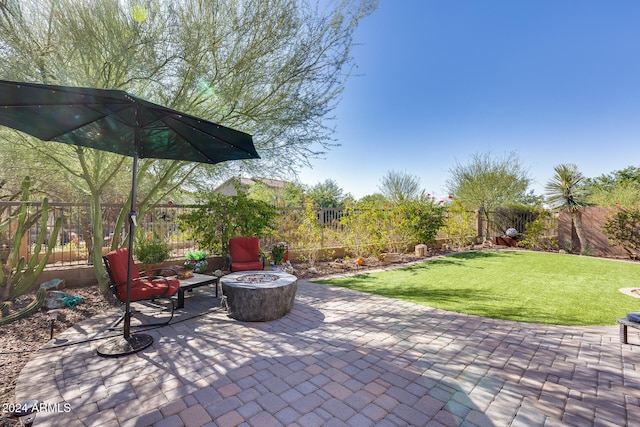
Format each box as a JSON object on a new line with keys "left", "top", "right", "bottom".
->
{"left": 0, "top": 177, "right": 62, "bottom": 323}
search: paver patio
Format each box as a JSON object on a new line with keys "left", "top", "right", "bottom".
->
{"left": 14, "top": 279, "right": 640, "bottom": 426}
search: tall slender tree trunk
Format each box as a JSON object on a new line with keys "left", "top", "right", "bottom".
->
{"left": 572, "top": 210, "right": 588, "bottom": 255}
{"left": 89, "top": 193, "right": 109, "bottom": 291}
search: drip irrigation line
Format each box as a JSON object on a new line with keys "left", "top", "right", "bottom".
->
{"left": 0, "top": 304, "right": 227, "bottom": 355}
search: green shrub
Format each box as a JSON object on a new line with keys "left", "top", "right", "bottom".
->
{"left": 271, "top": 242, "right": 286, "bottom": 264}
{"left": 134, "top": 233, "right": 171, "bottom": 265}
{"left": 292, "top": 198, "right": 323, "bottom": 266}
{"left": 517, "top": 209, "right": 557, "bottom": 251}
{"left": 602, "top": 207, "right": 640, "bottom": 253}
{"left": 178, "top": 187, "right": 277, "bottom": 255}
{"left": 393, "top": 198, "right": 446, "bottom": 248}
{"left": 340, "top": 200, "right": 386, "bottom": 257}
{"left": 443, "top": 200, "right": 476, "bottom": 249}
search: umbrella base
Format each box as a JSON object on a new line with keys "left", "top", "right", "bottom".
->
{"left": 97, "top": 333, "right": 153, "bottom": 357}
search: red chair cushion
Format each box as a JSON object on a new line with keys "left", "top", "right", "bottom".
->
{"left": 232, "top": 261, "right": 265, "bottom": 272}
{"left": 123, "top": 277, "right": 180, "bottom": 302}
{"left": 105, "top": 248, "right": 179, "bottom": 302}
{"left": 105, "top": 248, "right": 141, "bottom": 284}
{"left": 229, "top": 237, "right": 260, "bottom": 263}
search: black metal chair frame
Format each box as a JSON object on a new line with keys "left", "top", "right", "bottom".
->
{"left": 103, "top": 255, "right": 179, "bottom": 329}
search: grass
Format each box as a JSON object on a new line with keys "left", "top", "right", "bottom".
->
{"left": 316, "top": 250, "right": 640, "bottom": 326}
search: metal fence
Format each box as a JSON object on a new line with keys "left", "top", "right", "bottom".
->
{"left": 1, "top": 202, "right": 198, "bottom": 266}
{"left": 3, "top": 202, "right": 558, "bottom": 267}
{"left": 484, "top": 209, "right": 557, "bottom": 241}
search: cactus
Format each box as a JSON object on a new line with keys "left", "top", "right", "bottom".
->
{"left": 0, "top": 177, "right": 62, "bottom": 324}
{"left": 0, "top": 287, "right": 46, "bottom": 326}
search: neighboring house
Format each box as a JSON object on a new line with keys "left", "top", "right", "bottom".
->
{"left": 214, "top": 177, "right": 290, "bottom": 197}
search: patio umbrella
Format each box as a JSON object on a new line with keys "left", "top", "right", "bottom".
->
{"left": 0, "top": 79, "right": 259, "bottom": 356}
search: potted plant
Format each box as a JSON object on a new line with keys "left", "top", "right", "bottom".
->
{"left": 184, "top": 249, "right": 208, "bottom": 273}
{"left": 271, "top": 242, "right": 286, "bottom": 270}
{"left": 134, "top": 234, "right": 171, "bottom": 272}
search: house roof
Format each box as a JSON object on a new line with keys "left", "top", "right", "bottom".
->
{"left": 214, "top": 177, "right": 290, "bottom": 194}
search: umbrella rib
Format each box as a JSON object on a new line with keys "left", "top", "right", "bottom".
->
{"left": 169, "top": 121, "right": 245, "bottom": 160}
{"left": 6, "top": 102, "right": 132, "bottom": 142}
{"left": 166, "top": 115, "right": 258, "bottom": 157}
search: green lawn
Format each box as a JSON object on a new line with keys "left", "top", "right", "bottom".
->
{"left": 316, "top": 250, "right": 640, "bottom": 325}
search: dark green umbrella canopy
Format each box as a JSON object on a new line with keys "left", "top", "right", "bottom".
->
{"left": 0, "top": 79, "right": 259, "bottom": 163}
{"left": 0, "top": 79, "right": 259, "bottom": 356}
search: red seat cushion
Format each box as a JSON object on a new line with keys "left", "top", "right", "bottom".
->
{"left": 105, "top": 248, "right": 179, "bottom": 301}
{"left": 232, "top": 261, "right": 265, "bottom": 272}
{"left": 124, "top": 277, "right": 180, "bottom": 302}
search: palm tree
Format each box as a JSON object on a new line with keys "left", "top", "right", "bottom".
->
{"left": 545, "top": 164, "right": 591, "bottom": 254}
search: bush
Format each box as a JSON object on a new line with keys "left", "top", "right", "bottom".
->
{"left": 340, "top": 200, "right": 387, "bottom": 257}
{"left": 393, "top": 199, "right": 446, "bottom": 248}
{"left": 517, "top": 209, "right": 557, "bottom": 251}
{"left": 134, "top": 233, "right": 171, "bottom": 265}
{"left": 602, "top": 207, "right": 640, "bottom": 253}
{"left": 178, "top": 188, "right": 277, "bottom": 255}
{"left": 292, "top": 198, "right": 324, "bottom": 266}
{"left": 444, "top": 201, "right": 476, "bottom": 249}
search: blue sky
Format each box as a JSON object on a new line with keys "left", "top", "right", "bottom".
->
{"left": 297, "top": 0, "right": 640, "bottom": 200}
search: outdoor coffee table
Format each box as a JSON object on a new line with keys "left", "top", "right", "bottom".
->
{"left": 176, "top": 273, "right": 219, "bottom": 309}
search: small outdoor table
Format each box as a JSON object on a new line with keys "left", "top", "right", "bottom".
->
{"left": 176, "top": 272, "right": 219, "bottom": 309}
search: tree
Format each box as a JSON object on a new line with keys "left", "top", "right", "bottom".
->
{"left": 247, "top": 182, "right": 277, "bottom": 205}
{"left": 545, "top": 163, "right": 591, "bottom": 255}
{"left": 0, "top": 0, "right": 377, "bottom": 290}
{"left": 446, "top": 152, "right": 531, "bottom": 240}
{"left": 358, "top": 193, "right": 387, "bottom": 206}
{"left": 178, "top": 189, "right": 277, "bottom": 256}
{"left": 307, "top": 179, "right": 346, "bottom": 208}
{"left": 584, "top": 166, "right": 640, "bottom": 207}
{"left": 248, "top": 181, "right": 307, "bottom": 207}
{"left": 378, "top": 170, "right": 421, "bottom": 202}
{"left": 282, "top": 183, "right": 307, "bottom": 207}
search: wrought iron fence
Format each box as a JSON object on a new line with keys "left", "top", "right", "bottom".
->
{"left": 2, "top": 201, "right": 558, "bottom": 267}
{"left": 0, "top": 202, "right": 198, "bottom": 267}
{"left": 485, "top": 209, "right": 557, "bottom": 241}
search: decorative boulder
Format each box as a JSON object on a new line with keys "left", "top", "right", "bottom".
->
{"left": 39, "top": 278, "right": 65, "bottom": 291}
{"left": 379, "top": 253, "right": 401, "bottom": 263}
{"left": 331, "top": 259, "right": 347, "bottom": 269}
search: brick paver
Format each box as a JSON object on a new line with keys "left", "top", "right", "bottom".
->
{"left": 14, "top": 276, "right": 639, "bottom": 426}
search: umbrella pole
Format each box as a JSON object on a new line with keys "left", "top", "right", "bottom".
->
{"left": 98, "top": 129, "right": 153, "bottom": 357}
{"left": 123, "top": 149, "right": 139, "bottom": 340}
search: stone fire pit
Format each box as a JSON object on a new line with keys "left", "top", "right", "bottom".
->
{"left": 221, "top": 271, "right": 297, "bottom": 321}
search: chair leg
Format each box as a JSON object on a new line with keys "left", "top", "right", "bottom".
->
{"left": 137, "top": 298, "right": 175, "bottom": 327}
{"left": 621, "top": 323, "right": 628, "bottom": 344}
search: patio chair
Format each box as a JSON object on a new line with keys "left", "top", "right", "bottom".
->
{"left": 228, "top": 237, "right": 265, "bottom": 272}
{"left": 103, "top": 248, "right": 180, "bottom": 327}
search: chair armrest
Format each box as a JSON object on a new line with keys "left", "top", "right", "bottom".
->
{"left": 260, "top": 254, "right": 265, "bottom": 269}
{"left": 227, "top": 255, "right": 232, "bottom": 272}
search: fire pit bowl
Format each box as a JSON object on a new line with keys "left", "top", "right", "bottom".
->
{"left": 221, "top": 271, "right": 297, "bottom": 321}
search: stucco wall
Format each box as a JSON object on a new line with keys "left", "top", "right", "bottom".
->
{"left": 557, "top": 207, "right": 628, "bottom": 258}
